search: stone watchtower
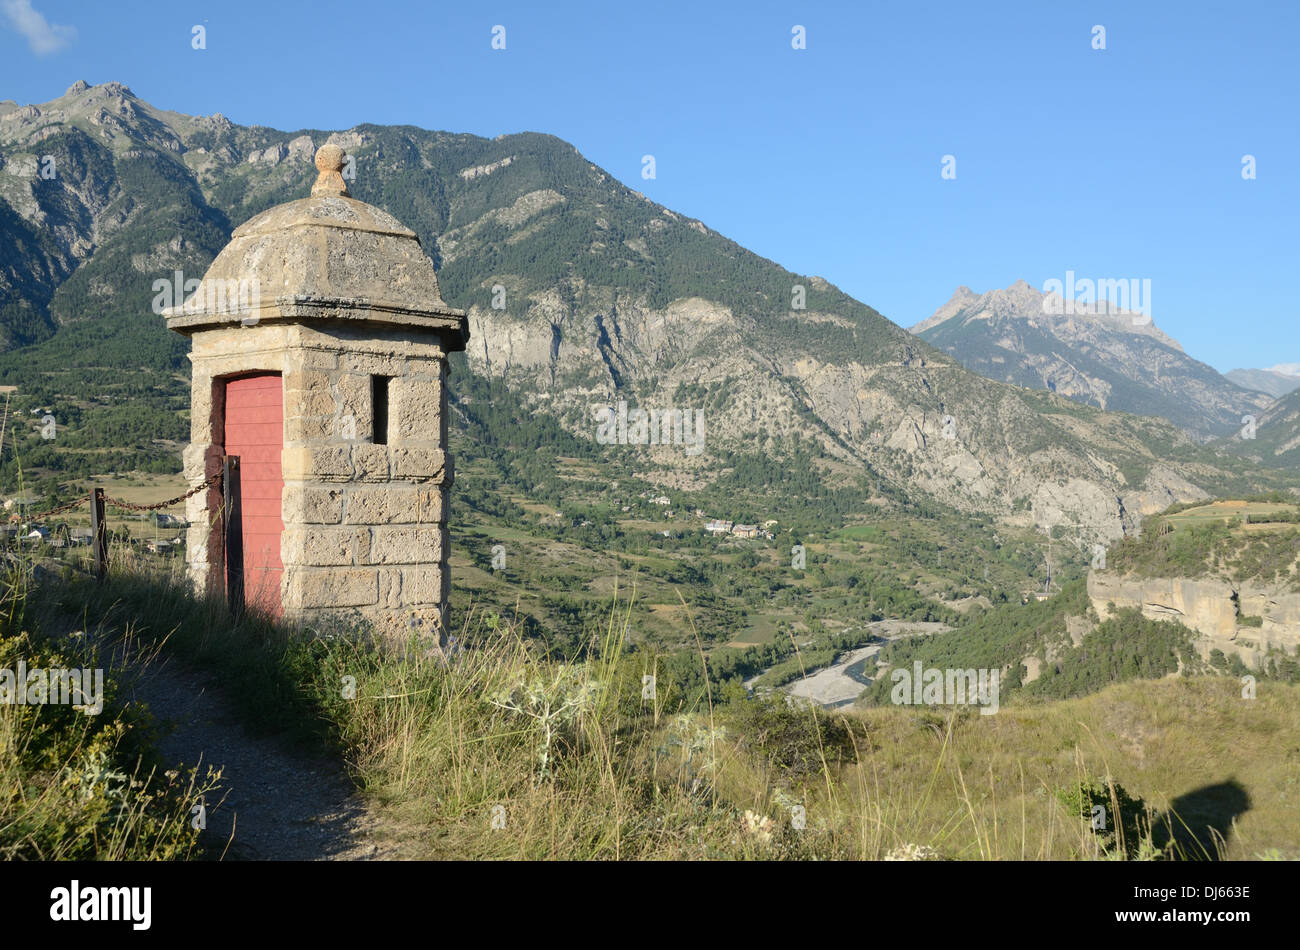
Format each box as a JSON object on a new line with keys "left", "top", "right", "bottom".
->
{"left": 165, "top": 144, "right": 467, "bottom": 642}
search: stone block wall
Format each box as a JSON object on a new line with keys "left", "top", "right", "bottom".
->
{"left": 183, "top": 320, "right": 454, "bottom": 643}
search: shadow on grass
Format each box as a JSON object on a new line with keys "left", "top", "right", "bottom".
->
{"left": 1154, "top": 779, "right": 1251, "bottom": 860}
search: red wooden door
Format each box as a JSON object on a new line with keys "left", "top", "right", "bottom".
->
{"left": 223, "top": 374, "right": 284, "bottom": 615}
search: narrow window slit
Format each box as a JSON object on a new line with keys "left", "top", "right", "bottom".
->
{"left": 372, "top": 375, "right": 391, "bottom": 444}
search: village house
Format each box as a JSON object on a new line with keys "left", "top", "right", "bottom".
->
{"left": 702, "top": 516, "right": 772, "bottom": 540}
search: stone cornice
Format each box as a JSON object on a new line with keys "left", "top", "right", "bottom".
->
{"left": 164, "top": 294, "right": 469, "bottom": 351}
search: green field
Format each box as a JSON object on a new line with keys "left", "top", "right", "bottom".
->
{"left": 1164, "top": 500, "right": 1298, "bottom": 530}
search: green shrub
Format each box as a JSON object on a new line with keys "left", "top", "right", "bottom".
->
{"left": 726, "top": 694, "right": 860, "bottom": 780}
{"left": 0, "top": 602, "right": 216, "bottom": 859}
{"left": 1055, "top": 777, "right": 1157, "bottom": 860}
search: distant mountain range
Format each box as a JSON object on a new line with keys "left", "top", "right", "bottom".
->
{"left": 0, "top": 81, "right": 1294, "bottom": 540}
{"left": 1225, "top": 365, "right": 1300, "bottom": 399}
{"left": 910, "top": 282, "right": 1271, "bottom": 439}
{"left": 1227, "top": 386, "right": 1300, "bottom": 469}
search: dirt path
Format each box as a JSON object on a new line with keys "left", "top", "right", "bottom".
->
{"left": 121, "top": 648, "right": 397, "bottom": 860}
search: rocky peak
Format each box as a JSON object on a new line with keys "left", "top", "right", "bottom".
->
{"left": 914, "top": 280, "right": 1180, "bottom": 347}
{"left": 96, "top": 81, "right": 135, "bottom": 99}
{"left": 54, "top": 80, "right": 136, "bottom": 108}
{"left": 910, "top": 284, "right": 980, "bottom": 333}
{"left": 194, "top": 112, "right": 233, "bottom": 133}
{"left": 970, "top": 280, "right": 1046, "bottom": 321}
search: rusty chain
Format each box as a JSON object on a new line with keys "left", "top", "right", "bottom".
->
{"left": 11, "top": 471, "right": 223, "bottom": 523}
{"left": 103, "top": 471, "right": 223, "bottom": 512}
{"left": 11, "top": 496, "right": 86, "bottom": 523}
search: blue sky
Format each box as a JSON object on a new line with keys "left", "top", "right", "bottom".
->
{"left": 2, "top": 0, "right": 1296, "bottom": 374}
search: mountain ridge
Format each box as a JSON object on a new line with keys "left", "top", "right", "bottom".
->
{"left": 0, "top": 81, "right": 1293, "bottom": 542}
{"left": 1226, "top": 366, "right": 1300, "bottom": 399}
{"left": 910, "top": 281, "right": 1269, "bottom": 439}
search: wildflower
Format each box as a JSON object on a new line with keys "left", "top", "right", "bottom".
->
{"left": 884, "top": 843, "right": 940, "bottom": 861}
{"left": 741, "top": 810, "right": 774, "bottom": 847}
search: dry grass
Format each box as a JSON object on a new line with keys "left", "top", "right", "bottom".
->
{"left": 302, "top": 605, "right": 1300, "bottom": 860}
{"left": 36, "top": 552, "right": 1300, "bottom": 861}
{"left": 837, "top": 677, "right": 1299, "bottom": 860}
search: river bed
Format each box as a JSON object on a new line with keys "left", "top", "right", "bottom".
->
{"left": 746, "top": 620, "right": 950, "bottom": 709}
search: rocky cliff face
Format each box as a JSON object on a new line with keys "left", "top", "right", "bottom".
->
{"left": 465, "top": 289, "right": 1224, "bottom": 541}
{"left": 1088, "top": 570, "right": 1300, "bottom": 665}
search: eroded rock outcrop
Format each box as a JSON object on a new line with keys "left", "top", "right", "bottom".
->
{"left": 1088, "top": 570, "right": 1300, "bottom": 666}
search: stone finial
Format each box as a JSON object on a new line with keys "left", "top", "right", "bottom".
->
{"left": 312, "top": 144, "right": 350, "bottom": 197}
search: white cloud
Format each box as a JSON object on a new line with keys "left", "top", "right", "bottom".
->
{"left": 2, "top": 0, "right": 76, "bottom": 55}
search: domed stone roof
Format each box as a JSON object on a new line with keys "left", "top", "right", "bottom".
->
{"left": 164, "top": 144, "right": 466, "bottom": 348}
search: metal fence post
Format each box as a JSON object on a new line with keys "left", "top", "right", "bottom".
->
{"left": 90, "top": 487, "right": 107, "bottom": 582}
{"left": 223, "top": 456, "right": 243, "bottom": 618}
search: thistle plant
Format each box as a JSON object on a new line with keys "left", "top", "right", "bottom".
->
{"left": 488, "top": 665, "right": 604, "bottom": 780}
{"left": 657, "top": 713, "right": 726, "bottom": 794}
{"left": 65, "top": 744, "right": 132, "bottom": 806}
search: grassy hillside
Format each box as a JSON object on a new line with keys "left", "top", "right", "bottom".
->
{"left": 23, "top": 551, "right": 1300, "bottom": 861}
